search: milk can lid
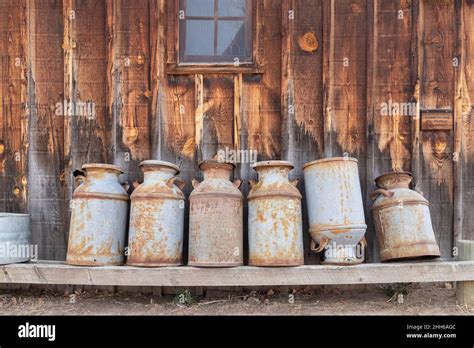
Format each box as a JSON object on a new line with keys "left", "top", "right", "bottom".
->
{"left": 139, "top": 160, "right": 180, "bottom": 173}
{"left": 82, "top": 163, "right": 124, "bottom": 174}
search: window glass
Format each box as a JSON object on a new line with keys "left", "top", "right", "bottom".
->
{"left": 218, "top": 0, "right": 246, "bottom": 17}
{"left": 185, "top": 20, "right": 215, "bottom": 56}
{"left": 186, "top": 0, "right": 214, "bottom": 16}
{"left": 179, "top": 0, "right": 252, "bottom": 64}
{"left": 217, "top": 20, "right": 245, "bottom": 55}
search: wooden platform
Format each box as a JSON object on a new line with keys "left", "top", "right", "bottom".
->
{"left": 0, "top": 260, "right": 473, "bottom": 287}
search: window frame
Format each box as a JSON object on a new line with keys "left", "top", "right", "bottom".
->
{"left": 167, "top": 0, "right": 263, "bottom": 74}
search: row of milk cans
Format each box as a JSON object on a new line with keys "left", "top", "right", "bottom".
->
{"left": 66, "top": 158, "right": 440, "bottom": 267}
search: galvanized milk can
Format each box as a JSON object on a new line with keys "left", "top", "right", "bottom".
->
{"left": 248, "top": 161, "right": 304, "bottom": 266}
{"left": 303, "top": 157, "right": 367, "bottom": 265}
{"left": 189, "top": 160, "right": 243, "bottom": 267}
{"left": 0, "top": 213, "right": 32, "bottom": 265}
{"left": 127, "top": 160, "right": 185, "bottom": 267}
{"left": 66, "top": 164, "right": 129, "bottom": 266}
{"left": 370, "top": 171, "right": 440, "bottom": 261}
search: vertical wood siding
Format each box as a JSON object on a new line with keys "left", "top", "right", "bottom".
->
{"left": 0, "top": 0, "right": 472, "bottom": 261}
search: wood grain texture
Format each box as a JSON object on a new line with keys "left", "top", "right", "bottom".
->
{"left": 419, "top": 0, "right": 455, "bottom": 258}
{"left": 461, "top": 0, "right": 474, "bottom": 240}
{"left": 366, "top": 0, "right": 415, "bottom": 262}
{"left": 0, "top": 0, "right": 468, "bottom": 265}
{"left": 1, "top": 260, "right": 473, "bottom": 286}
{"left": 281, "top": 0, "right": 323, "bottom": 264}
{"left": 28, "top": 0, "right": 68, "bottom": 260}
{"left": 0, "top": 0, "right": 28, "bottom": 214}
{"left": 113, "top": 0, "right": 152, "bottom": 183}
{"left": 243, "top": 0, "right": 282, "bottom": 163}
{"left": 456, "top": 240, "right": 474, "bottom": 306}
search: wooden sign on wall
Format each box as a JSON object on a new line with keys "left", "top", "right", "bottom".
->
{"left": 421, "top": 110, "right": 454, "bottom": 131}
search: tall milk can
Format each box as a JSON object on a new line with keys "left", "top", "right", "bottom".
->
{"left": 303, "top": 157, "right": 367, "bottom": 265}
{"left": 248, "top": 161, "right": 304, "bottom": 266}
{"left": 370, "top": 171, "right": 440, "bottom": 261}
{"left": 0, "top": 213, "right": 31, "bottom": 265}
{"left": 127, "top": 160, "right": 185, "bottom": 266}
{"left": 188, "top": 160, "right": 243, "bottom": 267}
{"left": 66, "top": 164, "right": 129, "bottom": 266}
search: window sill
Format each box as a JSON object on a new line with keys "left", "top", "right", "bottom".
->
{"left": 166, "top": 63, "right": 264, "bottom": 75}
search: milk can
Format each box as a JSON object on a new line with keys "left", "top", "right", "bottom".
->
{"left": 303, "top": 157, "right": 367, "bottom": 265}
{"left": 248, "top": 161, "right": 304, "bottom": 266}
{"left": 188, "top": 160, "right": 243, "bottom": 267}
{"left": 127, "top": 160, "right": 185, "bottom": 267}
{"left": 66, "top": 163, "right": 129, "bottom": 266}
{"left": 370, "top": 171, "right": 440, "bottom": 261}
{"left": 0, "top": 213, "right": 32, "bottom": 265}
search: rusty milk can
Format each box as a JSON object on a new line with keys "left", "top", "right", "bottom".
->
{"left": 127, "top": 160, "right": 185, "bottom": 267}
{"left": 303, "top": 157, "right": 367, "bottom": 265}
{"left": 370, "top": 171, "right": 440, "bottom": 261}
{"left": 188, "top": 160, "right": 243, "bottom": 267}
{"left": 0, "top": 213, "right": 31, "bottom": 265}
{"left": 248, "top": 161, "right": 304, "bottom": 266}
{"left": 66, "top": 164, "right": 129, "bottom": 266}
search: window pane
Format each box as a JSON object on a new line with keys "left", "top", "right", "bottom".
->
{"left": 218, "top": 0, "right": 246, "bottom": 17}
{"left": 185, "top": 20, "right": 215, "bottom": 56}
{"left": 217, "top": 20, "right": 245, "bottom": 56}
{"left": 186, "top": 0, "right": 214, "bottom": 17}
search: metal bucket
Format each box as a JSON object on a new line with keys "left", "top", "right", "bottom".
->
{"left": 370, "top": 171, "right": 440, "bottom": 261}
{"left": 66, "top": 163, "right": 129, "bottom": 266}
{"left": 303, "top": 157, "right": 367, "bottom": 265}
{"left": 188, "top": 160, "right": 243, "bottom": 267}
{"left": 127, "top": 160, "right": 185, "bottom": 267}
{"left": 0, "top": 213, "right": 32, "bottom": 265}
{"left": 248, "top": 160, "right": 304, "bottom": 266}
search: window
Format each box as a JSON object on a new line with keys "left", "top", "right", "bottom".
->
{"left": 178, "top": 0, "right": 253, "bottom": 65}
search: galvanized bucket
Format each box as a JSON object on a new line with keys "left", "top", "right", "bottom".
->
{"left": 66, "top": 163, "right": 129, "bottom": 266}
{"left": 188, "top": 160, "right": 243, "bottom": 267}
{"left": 303, "top": 157, "right": 367, "bottom": 265}
{"left": 248, "top": 160, "right": 304, "bottom": 266}
{"left": 0, "top": 213, "right": 32, "bottom": 265}
{"left": 127, "top": 160, "right": 185, "bottom": 267}
{"left": 370, "top": 171, "right": 440, "bottom": 261}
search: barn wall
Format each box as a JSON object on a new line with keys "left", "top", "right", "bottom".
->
{"left": 0, "top": 0, "right": 472, "bottom": 261}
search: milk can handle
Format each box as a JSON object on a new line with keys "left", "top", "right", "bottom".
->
{"left": 290, "top": 179, "right": 299, "bottom": 186}
{"left": 369, "top": 189, "right": 394, "bottom": 201}
{"left": 248, "top": 179, "right": 257, "bottom": 188}
{"left": 310, "top": 237, "right": 329, "bottom": 253}
{"left": 192, "top": 179, "right": 200, "bottom": 189}
{"left": 233, "top": 179, "right": 242, "bottom": 188}
{"left": 167, "top": 176, "right": 186, "bottom": 190}
{"left": 73, "top": 169, "right": 86, "bottom": 187}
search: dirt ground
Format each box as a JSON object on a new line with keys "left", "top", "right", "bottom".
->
{"left": 0, "top": 283, "right": 471, "bottom": 315}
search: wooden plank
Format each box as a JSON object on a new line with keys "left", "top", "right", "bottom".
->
{"left": 456, "top": 240, "right": 474, "bottom": 306}
{"left": 0, "top": 0, "right": 29, "bottom": 214}
{"left": 195, "top": 74, "right": 234, "bottom": 162}
{"left": 461, "top": 0, "right": 474, "bottom": 240}
{"left": 28, "top": 0, "right": 68, "bottom": 260}
{"left": 1, "top": 260, "right": 473, "bottom": 286}
{"left": 281, "top": 0, "right": 323, "bottom": 264}
{"left": 418, "top": 0, "right": 455, "bottom": 258}
{"left": 65, "top": 0, "right": 113, "bottom": 168}
{"left": 367, "top": 0, "right": 415, "bottom": 262}
{"left": 322, "top": 0, "right": 369, "bottom": 258}
{"left": 243, "top": 0, "right": 282, "bottom": 163}
{"left": 113, "top": 0, "right": 152, "bottom": 183}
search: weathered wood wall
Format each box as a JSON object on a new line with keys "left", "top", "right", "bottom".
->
{"left": 0, "top": 0, "right": 472, "bottom": 261}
